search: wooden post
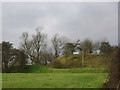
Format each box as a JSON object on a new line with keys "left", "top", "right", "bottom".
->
{"left": 82, "top": 51, "right": 84, "bottom": 68}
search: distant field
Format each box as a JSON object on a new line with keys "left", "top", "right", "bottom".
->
{"left": 2, "top": 73, "right": 107, "bottom": 88}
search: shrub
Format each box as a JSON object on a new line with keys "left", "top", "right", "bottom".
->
{"left": 103, "top": 47, "right": 120, "bottom": 89}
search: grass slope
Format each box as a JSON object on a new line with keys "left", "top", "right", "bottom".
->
{"left": 48, "top": 54, "right": 108, "bottom": 68}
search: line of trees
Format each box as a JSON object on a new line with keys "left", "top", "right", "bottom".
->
{"left": 20, "top": 30, "right": 102, "bottom": 67}
{"left": 1, "top": 28, "right": 119, "bottom": 89}
{"left": 1, "top": 28, "right": 117, "bottom": 72}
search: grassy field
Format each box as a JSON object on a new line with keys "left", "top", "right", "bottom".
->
{"left": 0, "top": 73, "right": 1, "bottom": 89}
{"left": 2, "top": 65, "right": 108, "bottom": 88}
{"left": 2, "top": 73, "right": 107, "bottom": 88}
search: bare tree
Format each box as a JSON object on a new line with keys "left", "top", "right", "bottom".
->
{"left": 51, "top": 34, "right": 67, "bottom": 59}
{"left": 20, "top": 29, "right": 47, "bottom": 65}
{"left": 20, "top": 32, "right": 35, "bottom": 64}
{"left": 81, "top": 39, "right": 93, "bottom": 68}
{"left": 81, "top": 39, "right": 93, "bottom": 54}
{"left": 32, "top": 30, "right": 47, "bottom": 64}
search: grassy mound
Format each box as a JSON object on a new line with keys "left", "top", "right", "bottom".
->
{"left": 48, "top": 54, "right": 108, "bottom": 68}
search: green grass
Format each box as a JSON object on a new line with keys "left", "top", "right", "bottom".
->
{"left": 2, "top": 65, "right": 107, "bottom": 88}
{"left": 0, "top": 73, "right": 2, "bottom": 89}
{"left": 2, "top": 65, "right": 108, "bottom": 88}
{"left": 2, "top": 73, "right": 107, "bottom": 88}
{"left": 2, "top": 54, "right": 109, "bottom": 88}
{"left": 23, "top": 65, "right": 108, "bottom": 73}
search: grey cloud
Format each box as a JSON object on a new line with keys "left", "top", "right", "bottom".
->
{"left": 2, "top": 2, "right": 118, "bottom": 48}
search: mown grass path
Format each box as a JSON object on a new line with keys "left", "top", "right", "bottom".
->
{"left": 2, "top": 73, "right": 107, "bottom": 88}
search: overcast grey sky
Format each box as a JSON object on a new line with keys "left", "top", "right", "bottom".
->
{"left": 2, "top": 2, "right": 118, "bottom": 48}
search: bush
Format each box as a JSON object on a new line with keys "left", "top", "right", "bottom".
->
{"left": 103, "top": 47, "right": 120, "bottom": 89}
